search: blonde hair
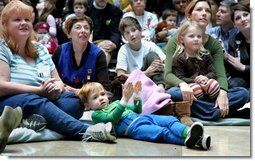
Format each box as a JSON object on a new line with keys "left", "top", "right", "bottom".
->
{"left": 0, "top": 0, "right": 38, "bottom": 58}
{"left": 77, "top": 82, "right": 105, "bottom": 104}
{"left": 39, "top": 0, "right": 56, "bottom": 22}
{"left": 174, "top": 21, "right": 209, "bottom": 60}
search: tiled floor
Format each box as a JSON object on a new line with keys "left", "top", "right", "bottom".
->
{"left": 1, "top": 126, "right": 250, "bottom": 157}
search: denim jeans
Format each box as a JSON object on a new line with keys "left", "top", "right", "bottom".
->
{"left": 0, "top": 92, "right": 88, "bottom": 139}
{"left": 167, "top": 87, "right": 250, "bottom": 120}
{"left": 115, "top": 113, "right": 140, "bottom": 136}
{"left": 128, "top": 114, "right": 187, "bottom": 145}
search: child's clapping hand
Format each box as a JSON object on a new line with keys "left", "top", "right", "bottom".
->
{"left": 133, "top": 81, "right": 142, "bottom": 100}
{"left": 122, "top": 82, "right": 134, "bottom": 103}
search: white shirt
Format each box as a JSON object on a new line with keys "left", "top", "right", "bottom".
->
{"left": 116, "top": 40, "right": 165, "bottom": 73}
{"left": 123, "top": 11, "right": 158, "bottom": 41}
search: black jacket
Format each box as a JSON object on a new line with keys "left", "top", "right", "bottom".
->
{"left": 226, "top": 32, "right": 250, "bottom": 88}
{"left": 87, "top": 0, "right": 123, "bottom": 48}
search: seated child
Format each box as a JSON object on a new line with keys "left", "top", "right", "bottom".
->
{"left": 34, "top": 22, "right": 58, "bottom": 54}
{"left": 172, "top": 21, "right": 220, "bottom": 100}
{"left": 155, "top": 9, "right": 178, "bottom": 44}
{"left": 117, "top": 16, "right": 166, "bottom": 88}
{"left": 77, "top": 81, "right": 211, "bottom": 150}
{"left": 62, "top": 0, "right": 89, "bottom": 29}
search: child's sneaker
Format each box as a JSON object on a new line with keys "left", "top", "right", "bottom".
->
{"left": 184, "top": 122, "right": 204, "bottom": 148}
{"left": 19, "top": 114, "right": 47, "bottom": 132}
{"left": 197, "top": 134, "right": 211, "bottom": 150}
{"left": 82, "top": 122, "right": 117, "bottom": 142}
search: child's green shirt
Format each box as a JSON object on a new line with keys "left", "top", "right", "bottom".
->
{"left": 92, "top": 99, "right": 142, "bottom": 126}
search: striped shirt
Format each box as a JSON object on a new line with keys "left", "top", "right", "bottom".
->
{"left": 0, "top": 39, "right": 55, "bottom": 86}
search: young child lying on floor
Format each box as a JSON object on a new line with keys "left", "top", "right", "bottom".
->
{"left": 77, "top": 81, "right": 211, "bottom": 150}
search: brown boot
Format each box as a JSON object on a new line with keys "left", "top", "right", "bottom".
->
{"left": 174, "top": 101, "right": 193, "bottom": 126}
{"left": 153, "top": 101, "right": 175, "bottom": 115}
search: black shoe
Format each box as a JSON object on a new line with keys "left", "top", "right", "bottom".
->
{"left": 184, "top": 122, "right": 204, "bottom": 148}
{"left": 19, "top": 114, "right": 47, "bottom": 132}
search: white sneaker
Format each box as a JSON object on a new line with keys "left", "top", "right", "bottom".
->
{"left": 184, "top": 122, "right": 204, "bottom": 148}
{"left": 82, "top": 122, "right": 117, "bottom": 142}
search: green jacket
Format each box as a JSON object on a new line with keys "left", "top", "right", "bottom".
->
{"left": 92, "top": 100, "right": 142, "bottom": 126}
{"left": 164, "top": 35, "right": 228, "bottom": 91}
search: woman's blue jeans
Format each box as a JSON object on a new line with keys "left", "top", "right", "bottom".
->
{"left": 167, "top": 87, "right": 249, "bottom": 120}
{"left": 0, "top": 92, "right": 88, "bottom": 139}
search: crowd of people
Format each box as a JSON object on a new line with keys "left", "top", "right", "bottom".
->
{"left": 0, "top": 0, "right": 250, "bottom": 153}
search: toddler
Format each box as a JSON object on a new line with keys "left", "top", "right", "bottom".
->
{"left": 78, "top": 81, "right": 211, "bottom": 150}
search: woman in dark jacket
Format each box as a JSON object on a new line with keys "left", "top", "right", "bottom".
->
{"left": 52, "top": 15, "right": 111, "bottom": 93}
{"left": 225, "top": 2, "right": 250, "bottom": 92}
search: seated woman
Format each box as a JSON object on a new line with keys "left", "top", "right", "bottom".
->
{"left": 52, "top": 15, "right": 111, "bottom": 93}
{"left": 225, "top": 2, "right": 250, "bottom": 93}
{"left": 164, "top": 0, "right": 249, "bottom": 121}
{"left": 0, "top": 0, "right": 116, "bottom": 153}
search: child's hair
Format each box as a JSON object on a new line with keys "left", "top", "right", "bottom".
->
{"left": 174, "top": 20, "right": 209, "bottom": 60}
{"left": 73, "top": 0, "right": 88, "bottom": 9}
{"left": 68, "top": 0, "right": 88, "bottom": 13}
{"left": 162, "top": 9, "right": 178, "bottom": 21}
{"left": 63, "top": 15, "right": 93, "bottom": 35}
{"left": 128, "top": 0, "right": 147, "bottom": 6}
{"left": 119, "top": 16, "right": 142, "bottom": 36}
{"left": 34, "top": 22, "right": 50, "bottom": 32}
{"left": 77, "top": 82, "right": 105, "bottom": 104}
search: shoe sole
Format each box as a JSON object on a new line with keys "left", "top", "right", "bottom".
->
{"left": 20, "top": 114, "right": 47, "bottom": 132}
{"left": 0, "top": 106, "right": 23, "bottom": 153}
{"left": 14, "top": 107, "right": 23, "bottom": 128}
{"left": 185, "top": 122, "right": 204, "bottom": 148}
{"left": 105, "top": 122, "right": 117, "bottom": 141}
{"left": 201, "top": 135, "right": 211, "bottom": 150}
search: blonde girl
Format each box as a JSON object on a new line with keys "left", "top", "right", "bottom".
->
{"left": 172, "top": 21, "right": 220, "bottom": 99}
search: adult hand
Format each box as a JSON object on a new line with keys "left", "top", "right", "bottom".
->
{"left": 214, "top": 89, "right": 229, "bottom": 118}
{"left": 40, "top": 78, "right": 62, "bottom": 101}
{"left": 225, "top": 53, "right": 245, "bottom": 71}
{"left": 64, "top": 85, "right": 79, "bottom": 93}
{"left": 100, "top": 40, "right": 116, "bottom": 53}
{"left": 179, "top": 82, "right": 197, "bottom": 105}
